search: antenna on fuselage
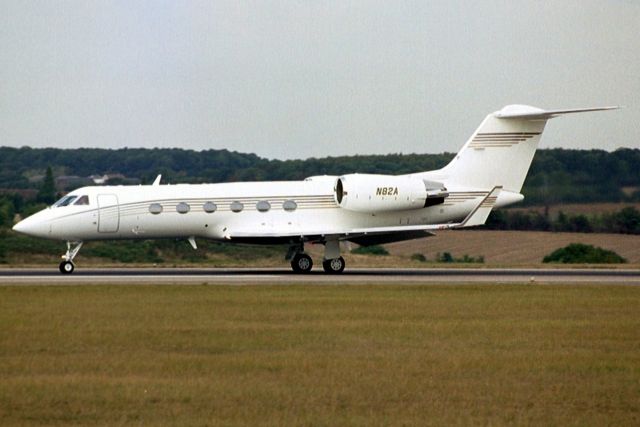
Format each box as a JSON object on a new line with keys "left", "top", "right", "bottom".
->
{"left": 152, "top": 174, "right": 162, "bottom": 186}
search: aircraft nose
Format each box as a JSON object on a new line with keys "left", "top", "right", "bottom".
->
{"left": 12, "top": 220, "right": 26, "bottom": 234}
{"left": 12, "top": 215, "right": 50, "bottom": 238}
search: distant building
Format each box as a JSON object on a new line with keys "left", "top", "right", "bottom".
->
{"left": 89, "top": 174, "right": 140, "bottom": 185}
{"left": 89, "top": 174, "right": 111, "bottom": 185}
{"left": 27, "top": 172, "right": 140, "bottom": 191}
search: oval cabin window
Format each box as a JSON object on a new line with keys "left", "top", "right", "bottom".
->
{"left": 256, "top": 200, "right": 271, "bottom": 212}
{"left": 149, "top": 203, "right": 163, "bottom": 214}
{"left": 283, "top": 200, "right": 297, "bottom": 212}
{"left": 203, "top": 201, "right": 217, "bottom": 213}
{"left": 176, "top": 202, "right": 190, "bottom": 214}
{"left": 230, "top": 201, "right": 244, "bottom": 212}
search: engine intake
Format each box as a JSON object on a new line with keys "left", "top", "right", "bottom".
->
{"left": 334, "top": 174, "right": 447, "bottom": 213}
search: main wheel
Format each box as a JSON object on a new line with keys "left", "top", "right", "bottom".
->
{"left": 291, "top": 253, "right": 313, "bottom": 273}
{"left": 322, "top": 256, "right": 345, "bottom": 274}
{"left": 59, "top": 260, "right": 75, "bottom": 274}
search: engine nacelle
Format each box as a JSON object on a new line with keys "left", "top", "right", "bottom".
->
{"left": 334, "top": 174, "right": 447, "bottom": 213}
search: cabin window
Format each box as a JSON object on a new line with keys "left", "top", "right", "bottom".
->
{"left": 203, "top": 201, "right": 217, "bottom": 213}
{"left": 256, "top": 200, "right": 271, "bottom": 212}
{"left": 53, "top": 195, "right": 78, "bottom": 207}
{"left": 74, "top": 195, "right": 90, "bottom": 206}
{"left": 283, "top": 200, "right": 297, "bottom": 212}
{"left": 230, "top": 201, "right": 244, "bottom": 212}
{"left": 149, "top": 203, "right": 163, "bottom": 214}
{"left": 176, "top": 202, "right": 190, "bottom": 214}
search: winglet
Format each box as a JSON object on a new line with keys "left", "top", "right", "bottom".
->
{"left": 152, "top": 174, "right": 162, "bottom": 186}
{"left": 454, "top": 186, "right": 502, "bottom": 228}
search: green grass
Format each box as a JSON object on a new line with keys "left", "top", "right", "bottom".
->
{"left": 1, "top": 284, "right": 640, "bottom": 426}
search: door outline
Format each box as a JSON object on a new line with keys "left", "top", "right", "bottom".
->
{"left": 97, "top": 194, "right": 120, "bottom": 233}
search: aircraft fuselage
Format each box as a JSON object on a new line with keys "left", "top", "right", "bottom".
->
{"left": 15, "top": 177, "right": 513, "bottom": 243}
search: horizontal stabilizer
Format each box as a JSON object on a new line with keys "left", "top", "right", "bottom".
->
{"left": 494, "top": 105, "right": 618, "bottom": 120}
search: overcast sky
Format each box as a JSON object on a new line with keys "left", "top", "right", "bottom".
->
{"left": 1, "top": 1, "right": 638, "bottom": 159}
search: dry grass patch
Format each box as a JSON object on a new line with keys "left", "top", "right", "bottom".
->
{"left": 386, "top": 230, "right": 640, "bottom": 265}
{"left": 1, "top": 284, "right": 640, "bottom": 426}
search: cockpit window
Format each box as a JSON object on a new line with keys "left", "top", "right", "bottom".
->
{"left": 74, "top": 195, "right": 89, "bottom": 206}
{"left": 53, "top": 195, "right": 78, "bottom": 207}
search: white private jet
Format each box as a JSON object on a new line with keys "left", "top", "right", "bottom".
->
{"left": 12, "top": 104, "right": 616, "bottom": 274}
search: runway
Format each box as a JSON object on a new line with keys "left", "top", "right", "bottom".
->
{"left": 1, "top": 267, "right": 640, "bottom": 285}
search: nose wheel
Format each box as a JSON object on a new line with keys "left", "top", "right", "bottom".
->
{"left": 58, "top": 241, "right": 83, "bottom": 274}
{"left": 59, "top": 260, "right": 75, "bottom": 274}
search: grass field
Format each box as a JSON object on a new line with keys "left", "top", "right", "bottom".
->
{"left": 2, "top": 284, "right": 640, "bottom": 426}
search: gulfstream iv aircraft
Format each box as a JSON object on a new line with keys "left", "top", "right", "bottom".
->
{"left": 13, "top": 105, "right": 616, "bottom": 274}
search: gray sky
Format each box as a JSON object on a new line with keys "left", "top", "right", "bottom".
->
{"left": 1, "top": 1, "right": 638, "bottom": 159}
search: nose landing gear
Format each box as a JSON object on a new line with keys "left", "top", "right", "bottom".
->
{"left": 59, "top": 241, "right": 83, "bottom": 274}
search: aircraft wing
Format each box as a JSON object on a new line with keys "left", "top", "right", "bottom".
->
{"left": 346, "top": 229, "right": 434, "bottom": 246}
{"left": 227, "top": 187, "right": 501, "bottom": 245}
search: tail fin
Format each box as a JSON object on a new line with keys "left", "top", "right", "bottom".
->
{"left": 423, "top": 105, "right": 617, "bottom": 193}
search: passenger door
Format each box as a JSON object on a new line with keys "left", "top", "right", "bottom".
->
{"left": 97, "top": 194, "right": 119, "bottom": 233}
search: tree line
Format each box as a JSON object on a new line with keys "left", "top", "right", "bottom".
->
{"left": 486, "top": 206, "right": 640, "bottom": 235}
{"left": 1, "top": 146, "right": 640, "bottom": 231}
{"left": 1, "top": 146, "right": 639, "bottom": 205}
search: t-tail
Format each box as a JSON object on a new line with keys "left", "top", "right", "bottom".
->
{"left": 419, "top": 105, "right": 618, "bottom": 194}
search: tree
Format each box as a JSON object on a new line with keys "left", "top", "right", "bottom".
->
{"left": 612, "top": 207, "right": 640, "bottom": 234}
{"left": 37, "top": 166, "right": 56, "bottom": 204}
{"left": 0, "top": 198, "right": 15, "bottom": 227}
{"left": 569, "top": 214, "right": 592, "bottom": 233}
{"left": 543, "top": 243, "right": 626, "bottom": 264}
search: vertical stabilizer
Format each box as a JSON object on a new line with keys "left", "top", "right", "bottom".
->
{"left": 419, "top": 105, "right": 617, "bottom": 193}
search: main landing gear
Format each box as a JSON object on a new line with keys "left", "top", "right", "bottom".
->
{"left": 287, "top": 239, "right": 346, "bottom": 274}
{"left": 291, "top": 253, "right": 313, "bottom": 273}
{"left": 322, "top": 256, "right": 345, "bottom": 274}
{"left": 59, "top": 241, "right": 83, "bottom": 274}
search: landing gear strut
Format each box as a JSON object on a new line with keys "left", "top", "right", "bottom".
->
{"left": 59, "top": 241, "right": 83, "bottom": 274}
{"left": 321, "top": 238, "right": 345, "bottom": 274}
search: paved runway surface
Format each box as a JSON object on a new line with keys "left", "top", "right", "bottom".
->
{"left": 1, "top": 267, "right": 640, "bottom": 285}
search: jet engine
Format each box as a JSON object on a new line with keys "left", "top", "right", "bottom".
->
{"left": 334, "top": 174, "right": 448, "bottom": 213}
